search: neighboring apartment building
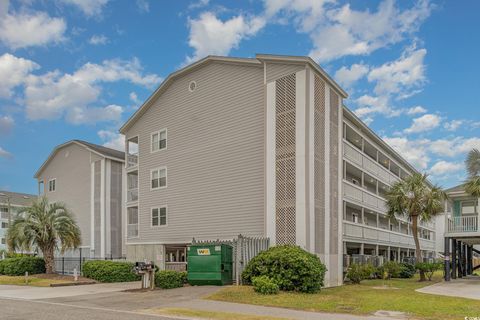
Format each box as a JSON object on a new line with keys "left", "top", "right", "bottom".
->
{"left": 35, "top": 140, "right": 125, "bottom": 258}
{"left": 119, "top": 54, "right": 436, "bottom": 286}
{"left": 0, "top": 191, "right": 37, "bottom": 252}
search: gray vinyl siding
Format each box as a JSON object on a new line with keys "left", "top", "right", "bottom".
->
{"left": 37, "top": 143, "right": 91, "bottom": 249}
{"left": 266, "top": 62, "right": 306, "bottom": 83}
{"left": 126, "top": 61, "right": 265, "bottom": 243}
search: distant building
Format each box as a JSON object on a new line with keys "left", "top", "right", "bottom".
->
{"left": 119, "top": 54, "right": 436, "bottom": 287}
{"left": 0, "top": 191, "right": 37, "bottom": 251}
{"left": 34, "top": 140, "right": 125, "bottom": 258}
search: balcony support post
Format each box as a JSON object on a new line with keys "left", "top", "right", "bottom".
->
{"left": 458, "top": 241, "right": 463, "bottom": 278}
{"left": 444, "top": 237, "right": 450, "bottom": 281}
{"left": 451, "top": 238, "right": 457, "bottom": 279}
{"left": 463, "top": 243, "right": 468, "bottom": 277}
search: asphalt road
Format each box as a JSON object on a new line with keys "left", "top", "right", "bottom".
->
{"left": 0, "top": 297, "right": 179, "bottom": 320}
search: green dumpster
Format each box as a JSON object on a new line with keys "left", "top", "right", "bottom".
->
{"left": 187, "top": 244, "right": 233, "bottom": 285}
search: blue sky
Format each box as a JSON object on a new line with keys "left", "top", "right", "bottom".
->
{"left": 0, "top": 0, "right": 479, "bottom": 194}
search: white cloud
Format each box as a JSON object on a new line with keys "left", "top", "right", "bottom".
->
{"left": 22, "top": 56, "right": 160, "bottom": 124}
{"left": 354, "top": 94, "right": 391, "bottom": 118}
{"left": 0, "top": 53, "right": 39, "bottom": 98}
{"left": 406, "top": 106, "right": 427, "bottom": 115}
{"left": 129, "top": 92, "right": 141, "bottom": 105}
{"left": 404, "top": 114, "right": 441, "bottom": 134}
{"left": 308, "top": 0, "right": 432, "bottom": 62}
{"left": 0, "top": 115, "right": 14, "bottom": 135}
{"left": 382, "top": 136, "right": 430, "bottom": 170}
{"left": 444, "top": 119, "right": 463, "bottom": 132}
{"left": 88, "top": 34, "right": 108, "bottom": 45}
{"left": 0, "top": 146, "right": 12, "bottom": 159}
{"left": 186, "top": 12, "right": 265, "bottom": 62}
{"left": 136, "top": 0, "right": 150, "bottom": 13}
{"left": 429, "top": 160, "right": 463, "bottom": 176}
{"left": 367, "top": 47, "right": 427, "bottom": 96}
{"left": 0, "top": 8, "right": 66, "bottom": 49}
{"left": 334, "top": 63, "right": 369, "bottom": 88}
{"left": 60, "top": 0, "right": 110, "bottom": 17}
{"left": 188, "top": 0, "right": 210, "bottom": 10}
{"left": 98, "top": 130, "right": 125, "bottom": 151}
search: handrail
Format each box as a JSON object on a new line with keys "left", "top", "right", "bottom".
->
{"left": 447, "top": 215, "right": 478, "bottom": 233}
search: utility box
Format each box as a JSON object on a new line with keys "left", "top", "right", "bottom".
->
{"left": 187, "top": 244, "right": 233, "bottom": 286}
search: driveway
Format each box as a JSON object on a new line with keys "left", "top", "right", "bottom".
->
{"left": 416, "top": 275, "right": 480, "bottom": 300}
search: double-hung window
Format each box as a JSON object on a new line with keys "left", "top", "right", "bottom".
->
{"left": 151, "top": 167, "right": 167, "bottom": 189}
{"left": 48, "top": 179, "right": 56, "bottom": 192}
{"left": 151, "top": 207, "right": 167, "bottom": 226}
{"left": 151, "top": 129, "right": 167, "bottom": 152}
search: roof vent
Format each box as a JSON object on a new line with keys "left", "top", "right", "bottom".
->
{"left": 188, "top": 81, "right": 197, "bottom": 92}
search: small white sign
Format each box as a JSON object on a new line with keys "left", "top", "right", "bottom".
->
{"left": 197, "top": 248, "right": 211, "bottom": 255}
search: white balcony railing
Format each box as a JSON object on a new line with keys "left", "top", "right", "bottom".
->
{"left": 127, "top": 224, "right": 138, "bottom": 238}
{"left": 447, "top": 216, "right": 478, "bottom": 233}
{"left": 127, "top": 188, "right": 138, "bottom": 202}
{"left": 127, "top": 154, "right": 138, "bottom": 168}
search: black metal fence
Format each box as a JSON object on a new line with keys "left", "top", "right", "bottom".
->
{"left": 54, "top": 256, "right": 126, "bottom": 275}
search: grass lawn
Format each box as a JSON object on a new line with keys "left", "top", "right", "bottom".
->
{"left": 142, "top": 307, "right": 287, "bottom": 320}
{"left": 0, "top": 275, "right": 71, "bottom": 287}
{"left": 208, "top": 273, "right": 480, "bottom": 320}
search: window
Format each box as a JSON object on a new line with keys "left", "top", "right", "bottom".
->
{"left": 151, "top": 207, "right": 167, "bottom": 226}
{"left": 461, "top": 200, "right": 477, "bottom": 215}
{"left": 1, "top": 222, "right": 8, "bottom": 229}
{"left": 39, "top": 181, "right": 44, "bottom": 195}
{"left": 1, "top": 238, "right": 5, "bottom": 245}
{"left": 127, "top": 207, "right": 139, "bottom": 238}
{"left": 151, "top": 129, "right": 167, "bottom": 152}
{"left": 48, "top": 179, "right": 56, "bottom": 192}
{"left": 151, "top": 167, "right": 167, "bottom": 189}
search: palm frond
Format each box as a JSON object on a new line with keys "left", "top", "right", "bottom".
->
{"left": 465, "top": 176, "right": 480, "bottom": 198}
{"left": 466, "top": 148, "right": 480, "bottom": 177}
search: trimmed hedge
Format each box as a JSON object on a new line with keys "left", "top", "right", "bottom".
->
{"left": 155, "top": 270, "right": 187, "bottom": 289}
{"left": 252, "top": 275, "right": 279, "bottom": 294}
{"left": 346, "top": 263, "right": 375, "bottom": 284}
{"left": 0, "top": 257, "right": 45, "bottom": 276}
{"left": 242, "top": 245, "right": 327, "bottom": 293}
{"left": 398, "top": 263, "right": 416, "bottom": 278}
{"left": 82, "top": 260, "right": 140, "bottom": 282}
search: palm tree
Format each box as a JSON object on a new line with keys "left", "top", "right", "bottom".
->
{"left": 6, "top": 196, "right": 81, "bottom": 273}
{"left": 465, "top": 148, "right": 480, "bottom": 197}
{"left": 385, "top": 173, "right": 445, "bottom": 281}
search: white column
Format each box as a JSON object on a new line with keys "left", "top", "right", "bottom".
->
{"left": 337, "top": 95, "right": 344, "bottom": 286}
{"left": 265, "top": 81, "right": 276, "bottom": 245}
{"left": 324, "top": 83, "right": 331, "bottom": 279}
{"left": 308, "top": 68, "right": 315, "bottom": 252}
{"left": 90, "top": 162, "right": 95, "bottom": 257}
{"left": 295, "top": 69, "right": 307, "bottom": 249}
{"left": 100, "top": 158, "right": 106, "bottom": 258}
{"left": 105, "top": 159, "right": 112, "bottom": 257}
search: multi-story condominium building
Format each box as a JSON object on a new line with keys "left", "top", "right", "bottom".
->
{"left": 35, "top": 140, "right": 125, "bottom": 258}
{"left": 119, "top": 54, "right": 436, "bottom": 286}
{"left": 0, "top": 191, "right": 37, "bottom": 252}
{"left": 443, "top": 184, "right": 478, "bottom": 279}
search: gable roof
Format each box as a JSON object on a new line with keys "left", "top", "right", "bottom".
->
{"left": 0, "top": 191, "right": 37, "bottom": 207}
{"left": 119, "top": 53, "right": 347, "bottom": 134}
{"left": 445, "top": 183, "right": 467, "bottom": 194}
{"left": 34, "top": 140, "right": 124, "bottom": 178}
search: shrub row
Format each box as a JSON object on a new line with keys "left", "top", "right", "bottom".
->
{"left": 82, "top": 260, "right": 140, "bottom": 282}
{"left": 0, "top": 256, "right": 46, "bottom": 276}
{"left": 346, "top": 261, "right": 442, "bottom": 284}
{"left": 155, "top": 270, "right": 187, "bottom": 289}
{"left": 242, "top": 245, "right": 327, "bottom": 294}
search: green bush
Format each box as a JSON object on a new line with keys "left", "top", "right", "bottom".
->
{"left": 378, "top": 261, "right": 402, "bottom": 279}
{"left": 82, "top": 260, "right": 140, "bottom": 282}
{"left": 252, "top": 275, "right": 279, "bottom": 294}
{"left": 242, "top": 245, "right": 327, "bottom": 293}
{"left": 155, "top": 270, "right": 187, "bottom": 289}
{"left": 346, "top": 263, "right": 375, "bottom": 284}
{"left": 415, "top": 261, "right": 442, "bottom": 281}
{"left": 0, "top": 257, "right": 45, "bottom": 276}
{"left": 398, "top": 263, "right": 416, "bottom": 278}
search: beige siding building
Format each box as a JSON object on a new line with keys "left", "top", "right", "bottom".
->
{"left": 35, "top": 140, "right": 125, "bottom": 258}
{"left": 120, "top": 54, "right": 436, "bottom": 286}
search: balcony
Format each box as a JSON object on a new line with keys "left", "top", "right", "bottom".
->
{"left": 126, "top": 136, "right": 139, "bottom": 169}
{"left": 343, "top": 181, "right": 388, "bottom": 212}
{"left": 127, "top": 188, "right": 138, "bottom": 202}
{"left": 127, "top": 154, "right": 138, "bottom": 169}
{"left": 447, "top": 215, "right": 479, "bottom": 234}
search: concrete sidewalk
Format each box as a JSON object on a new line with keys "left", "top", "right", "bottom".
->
{"left": 416, "top": 276, "right": 480, "bottom": 300}
{"left": 0, "top": 281, "right": 140, "bottom": 300}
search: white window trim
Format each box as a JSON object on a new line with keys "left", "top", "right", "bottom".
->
{"left": 150, "top": 206, "right": 168, "bottom": 227}
{"left": 126, "top": 206, "right": 140, "bottom": 239}
{"left": 150, "top": 167, "right": 167, "bottom": 190}
{"left": 150, "top": 128, "right": 167, "bottom": 153}
{"left": 48, "top": 178, "right": 56, "bottom": 192}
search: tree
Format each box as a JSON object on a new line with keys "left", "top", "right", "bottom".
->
{"left": 6, "top": 196, "right": 81, "bottom": 274}
{"left": 465, "top": 148, "right": 480, "bottom": 197}
{"left": 385, "top": 173, "right": 445, "bottom": 281}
